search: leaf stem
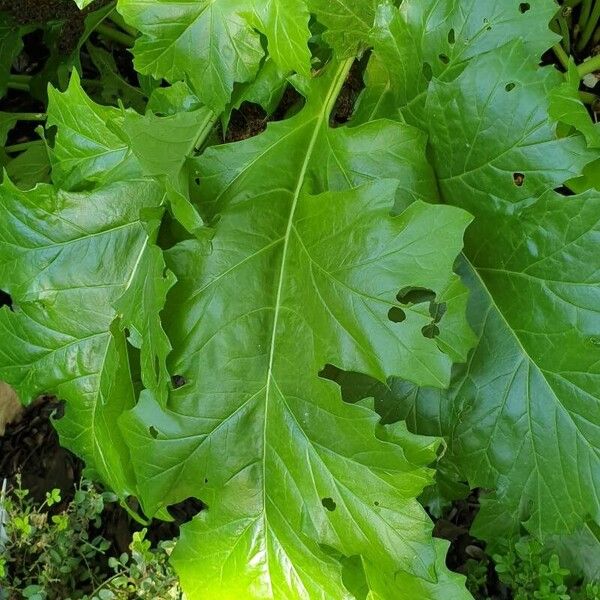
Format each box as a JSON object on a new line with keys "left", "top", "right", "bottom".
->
{"left": 96, "top": 22, "right": 135, "bottom": 47}
{"left": 577, "top": 52, "right": 600, "bottom": 75}
{"left": 14, "top": 113, "right": 46, "bottom": 122}
{"left": 4, "top": 140, "right": 40, "bottom": 154}
{"left": 579, "top": 0, "right": 593, "bottom": 35}
{"left": 553, "top": 44, "right": 570, "bottom": 70}
{"left": 577, "top": 0, "right": 600, "bottom": 50}
{"left": 579, "top": 90, "right": 600, "bottom": 109}
{"left": 119, "top": 499, "right": 150, "bottom": 526}
{"left": 6, "top": 83, "right": 28, "bottom": 92}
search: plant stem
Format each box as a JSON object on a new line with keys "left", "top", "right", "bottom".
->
{"left": 15, "top": 113, "right": 46, "bottom": 122}
{"left": 96, "top": 22, "right": 135, "bottom": 47}
{"left": 119, "top": 499, "right": 150, "bottom": 526}
{"left": 577, "top": 52, "right": 600, "bottom": 75}
{"left": 580, "top": 90, "right": 600, "bottom": 108}
{"left": 108, "top": 13, "right": 137, "bottom": 38}
{"left": 553, "top": 44, "right": 570, "bottom": 70}
{"left": 577, "top": 0, "right": 600, "bottom": 50}
{"left": 579, "top": 0, "right": 593, "bottom": 35}
{"left": 4, "top": 140, "right": 40, "bottom": 154}
{"left": 6, "top": 74, "right": 32, "bottom": 92}
{"left": 7, "top": 83, "right": 28, "bottom": 92}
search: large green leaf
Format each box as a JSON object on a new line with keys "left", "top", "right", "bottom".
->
{"left": 355, "top": 0, "right": 559, "bottom": 125}
{"left": 0, "top": 178, "right": 167, "bottom": 496}
{"left": 117, "top": 0, "right": 312, "bottom": 112}
{"left": 121, "top": 60, "right": 473, "bottom": 598}
{"left": 353, "top": 1, "right": 600, "bottom": 541}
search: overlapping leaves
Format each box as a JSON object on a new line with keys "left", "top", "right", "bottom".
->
{"left": 116, "top": 0, "right": 380, "bottom": 112}
{"left": 352, "top": 0, "right": 600, "bottom": 543}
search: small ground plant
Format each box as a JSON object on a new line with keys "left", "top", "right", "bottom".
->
{"left": 0, "top": 0, "right": 599, "bottom": 598}
{"left": 0, "top": 477, "right": 182, "bottom": 599}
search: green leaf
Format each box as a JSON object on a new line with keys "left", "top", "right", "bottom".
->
{"left": 356, "top": 6, "right": 600, "bottom": 540}
{"left": 5, "top": 142, "right": 51, "bottom": 190}
{"left": 121, "top": 60, "right": 473, "bottom": 598}
{"left": 307, "top": 0, "right": 379, "bottom": 57}
{"left": 423, "top": 46, "right": 599, "bottom": 540}
{"left": 549, "top": 62, "right": 600, "bottom": 148}
{"left": 117, "top": 0, "right": 311, "bottom": 112}
{"left": 47, "top": 71, "right": 140, "bottom": 190}
{"left": 47, "top": 72, "right": 208, "bottom": 235}
{"left": 0, "top": 177, "right": 166, "bottom": 497}
{"left": 113, "top": 215, "right": 176, "bottom": 405}
{"left": 86, "top": 43, "right": 148, "bottom": 113}
{"left": 73, "top": 0, "right": 95, "bottom": 8}
{"left": 355, "top": 0, "right": 560, "bottom": 125}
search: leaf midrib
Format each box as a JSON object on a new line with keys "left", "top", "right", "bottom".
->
{"left": 261, "top": 58, "right": 354, "bottom": 578}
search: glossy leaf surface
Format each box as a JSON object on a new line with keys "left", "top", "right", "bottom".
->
{"left": 121, "top": 61, "right": 473, "bottom": 598}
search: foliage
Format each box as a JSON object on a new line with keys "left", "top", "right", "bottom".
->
{"left": 0, "top": 0, "right": 599, "bottom": 598}
{"left": 0, "top": 476, "right": 181, "bottom": 600}
{"left": 466, "top": 537, "right": 600, "bottom": 600}
{"left": 0, "top": 477, "right": 181, "bottom": 599}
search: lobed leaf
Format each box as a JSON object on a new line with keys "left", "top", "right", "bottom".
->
{"left": 0, "top": 178, "right": 166, "bottom": 496}
{"left": 120, "top": 60, "right": 473, "bottom": 598}
{"left": 353, "top": 0, "right": 600, "bottom": 541}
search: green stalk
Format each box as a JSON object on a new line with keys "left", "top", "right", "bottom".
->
{"left": 96, "top": 22, "right": 135, "bottom": 47}
{"left": 579, "top": 90, "right": 600, "bottom": 107}
{"left": 577, "top": 0, "right": 600, "bottom": 50}
{"left": 108, "top": 13, "right": 137, "bottom": 38}
{"left": 7, "top": 82, "right": 29, "bottom": 92}
{"left": 7, "top": 74, "right": 32, "bottom": 92}
{"left": 565, "top": 0, "right": 583, "bottom": 6}
{"left": 579, "top": 0, "right": 593, "bottom": 34}
{"left": 553, "top": 43, "right": 570, "bottom": 70}
{"left": 14, "top": 112, "right": 46, "bottom": 122}
{"left": 557, "top": 13, "right": 572, "bottom": 53}
{"left": 577, "top": 52, "right": 600, "bottom": 75}
{"left": 4, "top": 140, "right": 39, "bottom": 154}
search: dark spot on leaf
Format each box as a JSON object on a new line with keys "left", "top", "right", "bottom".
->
{"left": 438, "top": 53, "right": 450, "bottom": 65}
{"left": 447, "top": 29, "right": 455, "bottom": 44}
{"left": 204, "top": 477, "right": 208, "bottom": 484}
{"left": 513, "top": 172, "right": 525, "bottom": 187}
{"left": 0, "top": 290, "right": 13, "bottom": 311}
{"left": 166, "top": 497, "right": 204, "bottom": 527}
{"left": 388, "top": 307, "right": 407, "bottom": 323}
{"left": 422, "top": 62, "right": 433, "bottom": 82}
{"left": 422, "top": 323, "right": 441, "bottom": 339}
{"left": 374, "top": 501, "right": 380, "bottom": 506}
{"left": 321, "top": 497, "right": 336, "bottom": 512}
{"left": 194, "top": 177, "right": 201, "bottom": 185}
{"left": 397, "top": 287, "right": 436, "bottom": 305}
{"left": 519, "top": 2, "right": 530, "bottom": 13}
{"left": 149, "top": 426, "right": 159, "bottom": 439}
{"left": 554, "top": 185, "right": 574, "bottom": 196}
{"left": 171, "top": 375, "right": 187, "bottom": 389}
{"left": 505, "top": 82, "right": 516, "bottom": 92}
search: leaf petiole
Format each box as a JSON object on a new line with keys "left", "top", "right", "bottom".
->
{"left": 96, "top": 22, "right": 136, "bottom": 47}
{"left": 577, "top": 0, "right": 600, "bottom": 50}
{"left": 4, "top": 140, "right": 41, "bottom": 154}
{"left": 577, "top": 52, "right": 600, "bottom": 75}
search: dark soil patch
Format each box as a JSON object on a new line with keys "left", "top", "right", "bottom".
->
{"left": 0, "top": 397, "right": 198, "bottom": 555}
